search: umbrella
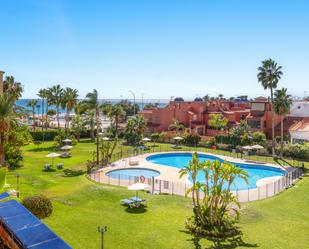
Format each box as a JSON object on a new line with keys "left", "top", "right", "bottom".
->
{"left": 62, "top": 139, "right": 72, "bottom": 143}
{"left": 60, "top": 145, "right": 73, "bottom": 150}
{"left": 242, "top": 145, "right": 253, "bottom": 150}
{"left": 46, "top": 153, "right": 60, "bottom": 167}
{"left": 173, "top": 136, "right": 183, "bottom": 140}
{"left": 142, "top": 137, "right": 151, "bottom": 142}
{"left": 128, "top": 183, "right": 149, "bottom": 198}
{"left": 102, "top": 137, "right": 110, "bottom": 141}
{"left": 251, "top": 144, "right": 264, "bottom": 150}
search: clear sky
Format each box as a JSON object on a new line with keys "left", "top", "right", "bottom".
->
{"left": 1, "top": 0, "right": 309, "bottom": 100}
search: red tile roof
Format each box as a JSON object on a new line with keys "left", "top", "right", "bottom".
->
{"left": 289, "top": 118, "right": 309, "bottom": 132}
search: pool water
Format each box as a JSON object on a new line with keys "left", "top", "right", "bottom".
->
{"left": 106, "top": 168, "right": 160, "bottom": 180}
{"left": 146, "top": 153, "right": 285, "bottom": 190}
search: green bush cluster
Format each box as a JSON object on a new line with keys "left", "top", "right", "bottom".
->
{"left": 31, "top": 130, "right": 58, "bottom": 141}
{"left": 22, "top": 195, "right": 53, "bottom": 219}
{"left": 280, "top": 143, "right": 309, "bottom": 160}
{"left": 183, "top": 133, "right": 201, "bottom": 145}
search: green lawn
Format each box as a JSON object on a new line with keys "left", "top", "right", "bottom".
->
{"left": 4, "top": 140, "right": 309, "bottom": 249}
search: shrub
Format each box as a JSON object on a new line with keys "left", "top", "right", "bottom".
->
{"left": 22, "top": 195, "right": 53, "bottom": 219}
{"left": 31, "top": 130, "right": 58, "bottom": 141}
{"left": 183, "top": 133, "right": 201, "bottom": 145}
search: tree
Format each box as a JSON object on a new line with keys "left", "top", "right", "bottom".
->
{"left": 27, "top": 99, "right": 38, "bottom": 131}
{"left": 179, "top": 153, "right": 248, "bottom": 238}
{"left": 37, "top": 88, "right": 48, "bottom": 131}
{"left": 274, "top": 88, "right": 292, "bottom": 156}
{"left": 71, "top": 115, "right": 84, "bottom": 142}
{"left": 124, "top": 115, "right": 146, "bottom": 146}
{"left": 109, "top": 104, "right": 125, "bottom": 136}
{"left": 84, "top": 89, "right": 100, "bottom": 165}
{"left": 168, "top": 119, "right": 185, "bottom": 134}
{"left": 0, "top": 94, "right": 16, "bottom": 165}
{"left": 3, "top": 76, "right": 23, "bottom": 101}
{"left": 48, "top": 85, "right": 63, "bottom": 130}
{"left": 62, "top": 87, "right": 79, "bottom": 129}
{"left": 258, "top": 59, "right": 283, "bottom": 156}
{"left": 208, "top": 113, "right": 228, "bottom": 131}
{"left": 150, "top": 133, "right": 161, "bottom": 146}
{"left": 203, "top": 94, "right": 210, "bottom": 102}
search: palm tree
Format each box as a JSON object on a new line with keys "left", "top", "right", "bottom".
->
{"left": 258, "top": 59, "right": 283, "bottom": 156}
{"left": 37, "top": 88, "right": 48, "bottom": 131}
{"left": 0, "top": 94, "right": 16, "bottom": 165}
{"left": 84, "top": 89, "right": 100, "bottom": 165}
{"left": 168, "top": 119, "right": 185, "bottom": 134}
{"left": 48, "top": 85, "right": 63, "bottom": 129}
{"left": 274, "top": 88, "right": 292, "bottom": 157}
{"left": 109, "top": 104, "right": 125, "bottom": 136}
{"left": 27, "top": 99, "right": 38, "bottom": 131}
{"left": 71, "top": 115, "right": 84, "bottom": 142}
{"left": 3, "top": 76, "right": 23, "bottom": 101}
{"left": 62, "top": 88, "right": 79, "bottom": 129}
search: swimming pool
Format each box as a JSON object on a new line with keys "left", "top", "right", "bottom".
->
{"left": 146, "top": 153, "right": 286, "bottom": 190}
{"left": 106, "top": 168, "right": 160, "bottom": 180}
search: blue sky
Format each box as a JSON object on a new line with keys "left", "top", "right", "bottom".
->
{"left": 1, "top": 0, "right": 309, "bottom": 100}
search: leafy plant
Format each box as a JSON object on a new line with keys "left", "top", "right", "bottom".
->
{"left": 22, "top": 195, "right": 53, "bottom": 219}
{"left": 179, "top": 153, "right": 248, "bottom": 238}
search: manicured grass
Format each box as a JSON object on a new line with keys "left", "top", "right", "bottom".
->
{"left": 0, "top": 167, "right": 7, "bottom": 190}
{"left": 4, "top": 140, "right": 309, "bottom": 249}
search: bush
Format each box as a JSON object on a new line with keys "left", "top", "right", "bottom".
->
{"left": 281, "top": 143, "right": 309, "bottom": 160}
{"left": 31, "top": 130, "right": 58, "bottom": 141}
{"left": 22, "top": 195, "right": 53, "bottom": 219}
{"left": 183, "top": 133, "right": 201, "bottom": 145}
{"left": 215, "top": 135, "right": 240, "bottom": 147}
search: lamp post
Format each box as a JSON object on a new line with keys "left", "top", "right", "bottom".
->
{"left": 98, "top": 226, "right": 107, "bottom": 249}
{"left": 129, "top": 90, "right": 136, "bottom": 116}
{"left": 16, "top": 173, "right": 21, "bottom": 198}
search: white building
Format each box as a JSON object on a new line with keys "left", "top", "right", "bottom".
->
{"left": 289, "top": 101, "right": 309, "bottom": 117}
{"left": 289, "top": 118, "right": 309, "bottom": 144}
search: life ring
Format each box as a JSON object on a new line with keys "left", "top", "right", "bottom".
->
{"left": 140, "top": 175, "right": 146, "bottom": 183}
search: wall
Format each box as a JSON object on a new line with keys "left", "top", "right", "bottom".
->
{"left": 290, "top": 102, "right": 309, "bottom": 117}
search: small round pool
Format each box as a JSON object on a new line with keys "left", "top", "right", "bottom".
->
{"left": 106, "top": 168, "right": 160, "bottom": 180}
{"left": 146, "top": 153, "right": 286, "bottom": 190}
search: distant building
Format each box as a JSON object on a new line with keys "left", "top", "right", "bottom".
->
{"left": 139, "top": 97, "right": 250, "bottom": 136}
{"left": 289, "top": 118, "right": 309, "bottom": 144}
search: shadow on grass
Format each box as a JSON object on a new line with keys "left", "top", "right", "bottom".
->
{"left": 62, "top": 169, "right": 85, "bottom": 177}
{"left": 204, "top": 236, "right": 258, "bottom": 249}
{"left": 274, "top": 157, "right": 293, "bottom": 167}
{"left": 28, "top": 146, "right": 56, "bottom": 153}
{"left": 181, "top": 231, "right": 258, "bottom": 249}
{"left": 42, "top": 168, "right": 56, "bottom": 172}
{"left": 78, "top": 139, "right": 95, "bottom": 144}
{"left": 125, "top": 205, "right": 147, "bottom": 214}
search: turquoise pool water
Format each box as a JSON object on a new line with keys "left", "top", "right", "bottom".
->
{"left": 106, "top": 168, "right": 160, "bottom": 180}
{"left": 146, "top": 153, "right": 285, "bottom": 190}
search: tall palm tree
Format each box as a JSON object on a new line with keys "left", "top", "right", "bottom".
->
{"left": 109, "top": 104, "right": 125, "bottom": 136}
{"left": 62, "top": 88, "right": 79, "bottom": 129}
{"left": 274, "top": 88, "right": 292, "bottom": 157}
{"left": 3, "top": 76, "right": 23, "bottom": 102}
{"left": 48, "top": 85, "right": 63, "bottom": 129}
{"left": 84, "top": 89, "right": 100, "bottom": 165}
{"left": 71, "top": 114, "right": 84, "bottom": 142}
{"left": 27, "top": 99, "right": 38, "bottom": 131}
{"left": 257, "top": 59, "right": 283, "bottom": 156}
{"left": 37, "top": 88, "right": 48, "bottom": 131}
{"left": 0, "top": 94, "right": 16, "bottom": 165}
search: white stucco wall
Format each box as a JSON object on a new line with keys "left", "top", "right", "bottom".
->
{"left": 290, "top": 131, "right": 309, "bottom": 143}
{"left": 290, "top": 102, "right": 309, "bottom": 117}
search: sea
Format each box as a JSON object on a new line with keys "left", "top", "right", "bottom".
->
{"left": 16, "top": 99, "right": 168, "bottom": 114}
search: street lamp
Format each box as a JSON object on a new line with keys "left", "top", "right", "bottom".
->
{"left": 98, "top": 226, "right": 107, "bottom": 249}
{"left": 16, "top": 173, "right": 21, "bottom": 198}
{"left": 129, "top": 90, "right": 136, "bottom": 115}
